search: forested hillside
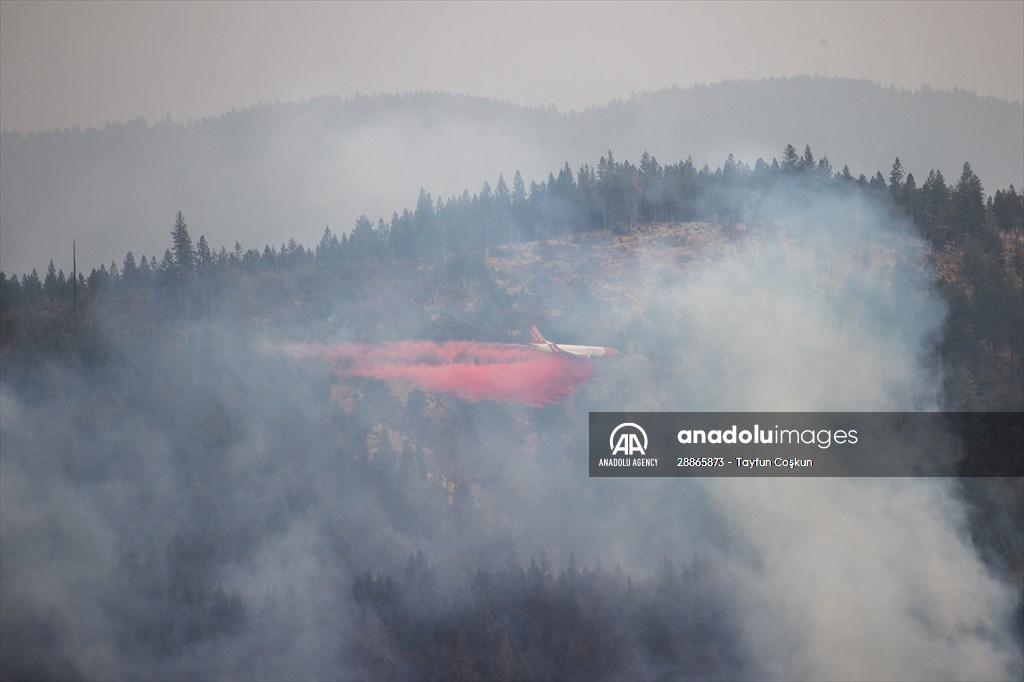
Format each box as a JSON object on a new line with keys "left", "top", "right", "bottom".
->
{"left": 4, "top": 145, "right": 1021, "bottom": 407}
{"left": 1, "top": 146, "right": 1022, "bottom": 680}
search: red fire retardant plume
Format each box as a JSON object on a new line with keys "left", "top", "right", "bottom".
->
{"left": 279, "top": 340, "right": 594, "bottom": 407}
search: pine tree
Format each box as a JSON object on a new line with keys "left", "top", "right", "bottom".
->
{"left": 196, "top": 235, "right": 213, "bottom": 271}
{"left": 597, "top": 151, "right": 618, "bottom": 227}
{"left": 43, "top": 260, "right": 58, "bottom": 298}
{"left": 21, "top": 270, "right": 42, "bottom": 304}
{"left": 56, "top": 270, "right": 67, "bottom": 300}
{"left": 816, "top": 156, "right": 832, "bottom": 180}
{"left": 639, "top": 151, "right": 663, "bottom": 222}
{"left": 922, "top": 169, "right": 948, "bottom": 213}
{"left": 139, "top": 255, "right": 152, "bottom": 280}
{"left": 993, "top": 186, "right": 1023, "bottom": 232}
{"left": 494, "top": 174, "right": 512, "bottom": 244}
{"left": 316, "top": 227, "right": 338, "bottom": 260}
{"left": 781, "top": 144, "right": 799, "bottom": 173}
{"left": 800, "top": 145, "right": 815, "bottom": 171}
{"left": 0, "top": 272, "right": 16, "bottom": 310}
{"left": 902, "top": 172, "right": 917, "bottom": 221}
{"left": 170, "top": 211, "right": 194, "bottom": 276}
{"left": 953, "top": 162, "right": 985, "bottom": 236}
{"left": 511, "top": 170, "right": 528, "bottom": 241}
{"left": 87, "top": 264, "right": 109, "bottom": 291}
{"left": 495, "top": 173, "right": 511, "bottom": 211}
{"left": 122, "top": 251, "right": 139, "bottom": 286}
{"left": 414, "top": 189, "right": 435, "bottom": 256}
{"left": 889, "top": 157, "right": 904, "bottom": 205}
{"left": 511, "top": 170, "right": 527, "bottom": 208}
{"left": 920, "top": 169, "right": 949, "bottom": 239}
{"left": 351, "top": 215, "right": 376, "bottom": 255}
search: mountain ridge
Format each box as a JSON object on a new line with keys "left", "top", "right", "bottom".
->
{"left": 2, "top": 76, "right": 1021, "bottom": 274}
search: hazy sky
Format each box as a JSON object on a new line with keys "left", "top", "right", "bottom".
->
{"left": 2, "top": 0, "right": 1022, "bottom": 133}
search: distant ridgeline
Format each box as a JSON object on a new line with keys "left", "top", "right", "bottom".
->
{"left": 1, "top": 146, "right": 1022, "bottom": 408}
{"left": 3, "top": 80, "right": 1022, "bottom": 275}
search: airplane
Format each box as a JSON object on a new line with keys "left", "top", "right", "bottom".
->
{"left": 529, "top": 325, "right": 620, "bottom": 359}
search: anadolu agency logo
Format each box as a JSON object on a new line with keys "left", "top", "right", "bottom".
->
{"left": 609, "top": 423, "right": 648, "bottom": 456}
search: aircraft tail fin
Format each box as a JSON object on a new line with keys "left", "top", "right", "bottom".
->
{"left": 529, "top": 325, "right": 547, "bottom": 345}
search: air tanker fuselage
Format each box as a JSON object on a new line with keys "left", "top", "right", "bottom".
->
{"left": 529, "top": 325, "right": 620, "bottom": 359}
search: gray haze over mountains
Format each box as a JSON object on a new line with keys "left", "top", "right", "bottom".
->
{"left": 3, "top": 176, "right": 1021, "bottom": 680}
{"left": 2, "top": 76, "right": 1022, "bottom": 277}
